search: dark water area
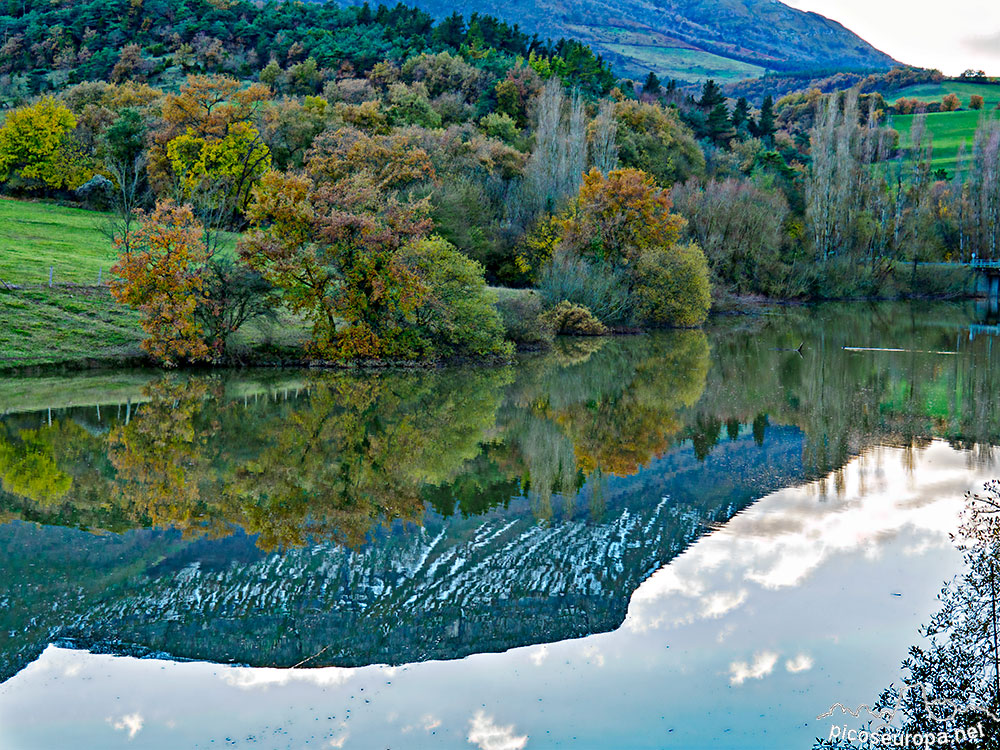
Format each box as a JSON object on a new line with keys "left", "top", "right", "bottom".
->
{"left": 0, "top": 302, "right": 998, "bottom": 748}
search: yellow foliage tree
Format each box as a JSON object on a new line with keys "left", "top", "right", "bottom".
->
{"left": 0, "top": 97, "right": 89, "bottom": 189}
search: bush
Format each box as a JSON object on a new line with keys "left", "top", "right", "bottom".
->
{"left": 633, "top": 243, "right": 712, "bottom": 327}
{"left": 400, "top": 237, "right": 513, "bottom": 359}
{"left": 539, "top": 301, "right": 608, "bottom": 336}
{"left": 494, "top": 290, "right": 554, "bottom": 349}
{"left": 479, "top": 112, "right": 519, "bottom": 144}
{"left": 538, "top": 250, "right": 635, "bottom": 325}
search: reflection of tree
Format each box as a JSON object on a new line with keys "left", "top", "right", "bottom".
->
{"left": 817, "top": 483, "right": 1000, "bottom": 749}
{"left": 0, "top": 425, "right": 72, "bottom": 504}
{"left": 109, "top": 378, "right": 222, "bottom": 536}
{"left": 105, "top": 369, "right": 512, "bottom": 550}
{"left": 495, "top": 331, "right": 711, "bottom": 522}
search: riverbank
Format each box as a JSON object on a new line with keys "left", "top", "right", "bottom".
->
{"left": 2, "top": 281, "right": 991, "bottom": 375}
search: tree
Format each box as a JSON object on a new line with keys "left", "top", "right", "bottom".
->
{"left": 643, "top": 71, "right": 661, "bottom": 95}
{"left": 560, "top": 167, "right": 686, "bottom": 266}
{"left": 754, "top": 95, "right": 776, "bottom": 144}
{"left": 731, "top": 97, "right": 752, "bottom": 137}
{"left": 970, "top": 95, "right": 985, "bottom": 111}
{"left": 398, "top": 236, "right": 512, "bottom": 358}
{"left": 100, "top": 108, "right": 149, "bottom": 253}
{"left": 0, "top": 97, "right": 87, "bottom": 189}
{"left": 110, "top": 201, "right": 215, "bottom": 366}
{"left": 555, "top": 167, "right": 711, "bottom": 327}
{"left": 240, "top": 169, "right": 436, "bottom": 360}
{"left": 942, "top": 93, "right": 961, "bottom": 112}
{"left": 698, "top": 79, "right": 725, "bottom": 112}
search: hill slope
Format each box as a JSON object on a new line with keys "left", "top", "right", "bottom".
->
{"left": 359, "top": 0, "right": 898, "bottom": 82}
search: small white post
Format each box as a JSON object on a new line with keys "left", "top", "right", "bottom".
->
{"left": 49, "top": 266, "right": 53, "bottom": 287}
{"left": 97, "top": 268, "right": 102, "bottom": 285}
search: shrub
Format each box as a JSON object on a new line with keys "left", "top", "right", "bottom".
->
{"left": 538, "top": 250, "right": 635, "bottom": 325}
{"left": 495, "top": 290, "right": 554, "bottom": 349}
{"left": 633, "top": 243, "right": 711, "bottom": 327}
{"left": 540, "top": 301, "right": 608, "bottom": 336}
{"left": 400, "top": 237, "right": 513, "bottom": 359}
{"left": 970, "top": 95, "right": 985, "bottom": 111}
{"left": 479, "top": 112, "right": 519, "bottom": 144}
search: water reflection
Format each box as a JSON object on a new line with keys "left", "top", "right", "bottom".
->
{"left": 0, "top": 442, "right": 990, "bottom": 749}
{"left": 1, "top": 302, "right": 1000, "bottom": 746}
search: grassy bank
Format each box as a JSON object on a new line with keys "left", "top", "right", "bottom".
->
{"left": 0, "top": 198, "right": 113, "bottom": 285}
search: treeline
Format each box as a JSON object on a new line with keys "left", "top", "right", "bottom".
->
{"left": 0, "top": 0, "right": 992, "bottom": 366}
{"left": 0, "top": 0, "right": 613, "bottom": 99}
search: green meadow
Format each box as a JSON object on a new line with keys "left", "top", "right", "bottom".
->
{"left": 889, "top": 81, "right": 1000, "bottom": 109}
{"left": 892, "top": 109, "right": 1000, "bottom": 175}
{"left": 0, "top": 199, "right": 113, "bottom": 285}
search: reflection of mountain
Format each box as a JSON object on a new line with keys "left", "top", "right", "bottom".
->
{"left": 3, "top": 303, "right": 1000, "bottom": 687}
{"left": 0, "top": 426, "right": 806, "bottom": 683}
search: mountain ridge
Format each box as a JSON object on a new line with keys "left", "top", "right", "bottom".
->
{"left": 342, "top": 0, "right": 899, "bottom": 83}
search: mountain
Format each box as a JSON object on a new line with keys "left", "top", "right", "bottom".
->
{"left": 0, "top": 428, "right": 808, "bottom": 683}
{"left": 353, "top": 0, "right": 899, "bottom": 83}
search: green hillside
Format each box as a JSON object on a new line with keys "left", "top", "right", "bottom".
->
{"left": 893, "top": 109, "right": 1000, "bottom": 175}
{"left": 890, "top": 81, "right": 1000, "bottom": 109}
{"left": 0, "top": 200, "right": 112, "bottom": 286}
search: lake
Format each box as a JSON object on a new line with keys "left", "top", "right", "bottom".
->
{"left": 0, "top": 302, "right": 997, "bottom": 749}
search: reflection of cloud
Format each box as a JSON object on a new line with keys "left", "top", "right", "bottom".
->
{"left": 701, "top": 589, "right": 747, "bottom": 619}
{"left": 729, "top": 651, "right": 779, "bottom": 686}
{"left": 627, "top": 443, "right": 988, "bottom": 634}
{"left": 423, "top": 715, "right": 442, "bottom": 732}
{"left": 785, "top": 654, "right": 814, "bottom": 673}
{"left": 220, "top": 666, "right": 353, "bottom": 689}
{"left": 582, "top": 645, "right": 605, "bottom": 667}
{"left": 467, "top": 711, "right": 528, "bottom": 750}
{"left": 108, "top": 713, "right": 144, "bottom": 740}
{"left": 528, "top": 645, "right": 549, "bottom": 666}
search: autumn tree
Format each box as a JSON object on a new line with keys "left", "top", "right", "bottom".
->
{"left": 970, "top": 94, "right": 985, "bottom": 111}
{"left": 0, "top": 97, "right": 89, "bottom": 190}
{"left": 110, "top": 201, "right": 215, "bottom": 366}
{"left": 547, "top": 167, "right": 711, "bottom": 327}
{"left": 941, "top": 92, "right": 961, "bottom": 112}
{"left": 149, "top": 76, "right": 273, "bottom": 225}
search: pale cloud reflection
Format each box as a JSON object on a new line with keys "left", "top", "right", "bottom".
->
{"left": 785, "top": 654, "right": 814, "bottom": 673}
{"left": 467, "top": 711, "right": 528, "bottom": 750}
{"left": 108, "top": 712, "right": 144, "bottom": 740}
{"left": 729, "top": 651, "right": 779, "bottom": 685}
{"left": 220, "top": 665, "right": 354, "bottom": 689}
{"left": 626, "top": 442, "right": 988, "bottom": 634}
{"left": 527, "top": 645, "right": 549, "bottom": 666}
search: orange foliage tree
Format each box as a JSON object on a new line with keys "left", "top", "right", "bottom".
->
{"left": 110, "top": 201, "right": 216, "bottom": 366}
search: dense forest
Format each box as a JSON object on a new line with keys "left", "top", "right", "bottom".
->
{"left": 0, "top": 0, "right": 995, "bottom": 365}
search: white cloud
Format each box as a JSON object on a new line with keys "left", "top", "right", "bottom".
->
{"left": 467, "top": 711, "right": 528, "bottom": 750}
{"left": 108, "top": 713, "right": 144, "bottom": 740}
{"left": 729, "top": 651, "right": 779, "bottom": 686}
{"left": 785, "top": 654, "right": 814, "bottom": 673}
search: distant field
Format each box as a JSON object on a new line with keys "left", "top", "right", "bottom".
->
{"left": 893, "top": 109, "right": 1000, "bottom": 174}
{"left": 603, "top": 44, "right": 766, "bottom": 83}
{"left": 0, "top": 199, "right": 112, "bottom": 285}
{"left": 888, "top": 81, "right": 1000, "bottom": 109}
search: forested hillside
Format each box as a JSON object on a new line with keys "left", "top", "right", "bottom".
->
{"left": 351, "top": 0, "right": 898, "bottom": 82}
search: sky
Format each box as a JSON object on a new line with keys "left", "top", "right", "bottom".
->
{"left": 782, "top": 0, "right": 1000, "bottom": 75}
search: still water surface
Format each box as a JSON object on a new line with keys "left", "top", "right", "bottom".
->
{"left": 0, "top": 302, "right": 998, "bottom": 748}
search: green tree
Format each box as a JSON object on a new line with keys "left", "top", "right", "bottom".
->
{"left": 0, "top": 97, "right": 88, "bottom": 189}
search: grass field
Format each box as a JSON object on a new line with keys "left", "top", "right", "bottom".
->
{"left": 893, "top": 109, "right": 1000, "bottom": 174}
{"left": 0, "top": 286, "right": 145, "bottom": 370}
{"left": 0, "top": 199, "right": 114, "bottom": 285}
{"left": 603, "top": 44, "right": 766, "bottom": 83}
{"left": 888, "top": 81, "right": 1000, "bottom": 109}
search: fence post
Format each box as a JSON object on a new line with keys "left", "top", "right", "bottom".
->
{"left": 49, "top": 266, "right": 53, "bottom": 288}
{"left": 97, "top": 268, "right": 102, "bottom": 285}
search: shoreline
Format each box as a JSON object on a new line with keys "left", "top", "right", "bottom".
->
{"left": 1, "top": 293, "right": 989, "bottom": 378}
